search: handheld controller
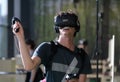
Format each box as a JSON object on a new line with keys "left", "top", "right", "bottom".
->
{"left": 12, "top": 17, "right": 21, "bottom": 33}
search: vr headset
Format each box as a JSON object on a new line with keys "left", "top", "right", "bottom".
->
{"left": 54, "top": 13, "right": 80, "bottom": 33}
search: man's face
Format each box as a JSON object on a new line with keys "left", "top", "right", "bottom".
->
{"left": 59, "top": 27, "right": 76, "bottom": 37}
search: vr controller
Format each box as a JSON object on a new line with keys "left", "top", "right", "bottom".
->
{"left": 65, "top": 73, "right": 78, "bottom": 80}
{"left": 54, "top": 13, "right": 80, "bottom": 33}
{"left": 11, "top": 17, "right": 21, "bottom": 33}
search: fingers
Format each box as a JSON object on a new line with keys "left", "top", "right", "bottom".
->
{"left": 12, "top": 21, "right": 19, "bottom": 33}
{"left": 12, "top": 19, "right": 25, "bottom": 40}
{"left": 12, "top": 21, "right": 23, "bottom": 34}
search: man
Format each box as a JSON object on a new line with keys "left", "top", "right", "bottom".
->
{"left": 12, "top": 10, "right": 92, "bottom": 82}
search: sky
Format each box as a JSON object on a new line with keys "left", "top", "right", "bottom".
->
{"left": 0, "top": 0, "right": 7, "bottom": 16}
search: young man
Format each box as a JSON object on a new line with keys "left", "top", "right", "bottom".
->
{"left": 12, "top": 10, "right": 92, "bottom": 82}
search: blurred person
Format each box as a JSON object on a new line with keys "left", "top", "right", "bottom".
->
{"left": 12, "top": 10, "right": 92, "bottom": 82}
{"left": 78, "top": 39, "right": 88, "bottom": 54}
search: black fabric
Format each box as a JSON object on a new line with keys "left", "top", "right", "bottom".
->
{"left": 25, "top": 72, "right": 31, "bottom": 82}
{"left": 33, "top": 67, "right": 45, "bottom": 82}
{"left": 46, "top": 41, "right": 57, "bottom": 74}
{"left": 76, "top": 48, "right": 86, "bottom": 76}
{"left": 46, "top": 41, "right": 87, "bottom": 78}
{"left": 65, "top": 48, "right": 86, "bottom": 80}
{"left": 33, "top": 41, "right": 92, "bottom": 82}
{"left": 33, "top": 41, "right": 57, "bottom": 82}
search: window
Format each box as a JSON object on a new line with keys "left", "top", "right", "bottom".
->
{"left": 0, "top": 0, "right": 8, "bottom": 58}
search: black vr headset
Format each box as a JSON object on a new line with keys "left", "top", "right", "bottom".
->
{"left": 54, "top": 12, "right": 80, "bottom": 33}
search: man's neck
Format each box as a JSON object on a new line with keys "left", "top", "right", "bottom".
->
{"left": 57, "top": 36, "right": 75, "bottom": 51}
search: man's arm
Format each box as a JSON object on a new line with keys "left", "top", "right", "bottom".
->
{"left": 30, "top": 68, "right": 37, "bottom": 82}
{"left": 12, "top": 21, "right": 41, "bottom": 71}
{"left": 78, "top": 74, "right": 87, "bottom": 82}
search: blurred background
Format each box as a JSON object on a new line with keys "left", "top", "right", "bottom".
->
{"left": 0, "top": 0, "right": 120, "bottom": 82}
